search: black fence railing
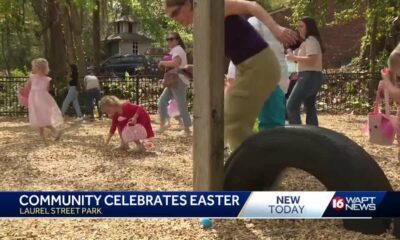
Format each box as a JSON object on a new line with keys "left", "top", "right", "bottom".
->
{"left": 99, "top": 75, "right": 193, "bottom": 114}
{"left": 0, "top": 75, "right": 193, "bottom": 116}
{"left": 0, "top": 72, "right": 380, "bottom": 117}
{"left": 317, "top": 71, "right": 380, "bottom": 114}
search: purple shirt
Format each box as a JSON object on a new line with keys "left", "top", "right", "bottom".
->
{"left": 225, "top": 15, "right": 268, "bottom": 65}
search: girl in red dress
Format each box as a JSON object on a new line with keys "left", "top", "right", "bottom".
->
{"left": 100, "top": 96, "right": 154, "bottom": 152}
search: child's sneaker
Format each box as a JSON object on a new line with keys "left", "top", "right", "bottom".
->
{"left": 178, "top": 129, "right": 191, "bottom": 137}
{"left": 74, "top": 117, "right": 83, "bottom": 122}
{"left": 54, "top": 130, "right": 63, "bottom": 141}
{"left": 156, "top": 125, "right": 169, "bottom": 134}
{"left": 113, "top": 144, "right": 129, "bottom": 151}
{"left": 133, "top": 144, "right": 146, "bottom": 153}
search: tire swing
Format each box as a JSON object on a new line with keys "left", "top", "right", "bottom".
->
{"left": 224, "top": 125, "right": 392, "bottom": 235}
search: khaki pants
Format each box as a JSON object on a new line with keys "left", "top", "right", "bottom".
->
{"left": 225, "top": 47, "right": 280, "bottom": 151}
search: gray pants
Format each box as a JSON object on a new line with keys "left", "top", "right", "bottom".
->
{"left": 85, "top": 88, "right": 101, "bottom": 118}
{"left": 158, "top": 77, "right": 192, "bottom": 128}
{"left": 287, "top": 71, "right": 323, "bottom": 126}
{"left": 61, "top": 86, "right": 82, "bottom": 117}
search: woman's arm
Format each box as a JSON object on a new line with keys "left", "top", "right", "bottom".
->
{"left": 286, "top": 52, "right": 318, "bottom": 65}
{"left": 225, "top": 0, "right": 297, "bottom": 45}
{"left": 159, "top": 56, "right": 182, "bottom": 68}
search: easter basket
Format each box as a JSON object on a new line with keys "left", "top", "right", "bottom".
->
{"left": 17, "top": 85, "right": 30, "bottom": 107}
{"left": 367, "top": 89, "right": 398, "bottom": 145}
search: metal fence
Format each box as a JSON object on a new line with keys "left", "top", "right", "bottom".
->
{"left": 0, "top": 75, "right": 193, "bottom": 116}
{"left": 0, "top": 72, "right": 380, "bottom": 116}
{"left": 316, "top": 71, "right": 380, "bottom": 114}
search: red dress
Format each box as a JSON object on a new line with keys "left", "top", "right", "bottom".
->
{"left": 109, "top": 102, "right": 154, "bottom": 141}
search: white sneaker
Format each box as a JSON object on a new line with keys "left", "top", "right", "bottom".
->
{"left": 156, "top": 125, "right": 169, "bottom": 134}
{"left": 178, "top": 129, "right": 191, "bottom": 137}
{"left": 74, "top": 117, "right": 83, "bottom": 122}
{"left": 179, "top": 122, "right": 185, "bottom": 130}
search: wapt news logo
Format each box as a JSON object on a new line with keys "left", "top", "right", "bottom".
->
{"left": 331, "top": 196, "right": 377, "bottom": 212}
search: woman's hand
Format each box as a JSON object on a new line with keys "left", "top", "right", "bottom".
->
{"left": 158, "top": 61, "right": 165, "bottom": 68}
{"left": 286, "top": 51, "right": 296, "bottom": 61}
{"left": 271, "top": 25, "right": 298, "bottom": 46}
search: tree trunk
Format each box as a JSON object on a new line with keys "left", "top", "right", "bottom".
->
{"left": 63, "top": 5, "right": 76, "bottom": 64}
{"left": 0, "top": 32, "right": 11, "bottom": 75}
{"left": 67, "top": 0, "right": 86, "bottom": 77}
{"left": 48, "top": 0, "right": 68, "bottom": 91}
{"left": 368, "top": 14, "right": 378, "bottom": 73}
{"left": 93, "top": 0, "right": 101, "bottom": 74}
{"left": 31, "top": 0, "right": 50, "bottom": 60}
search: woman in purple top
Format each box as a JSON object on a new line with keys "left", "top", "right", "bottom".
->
{"left": 164, "top": 0, "right": 297, "bottom": 151}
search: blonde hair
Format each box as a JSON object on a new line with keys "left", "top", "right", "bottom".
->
{"left": 389, "top": 43, "right": 400, "bottom": 78}
{"left": 99, "top": 95, "right": 122, "bottom": 111}
{"left": 32, "top": 58, "right": 50, "bottom": 75}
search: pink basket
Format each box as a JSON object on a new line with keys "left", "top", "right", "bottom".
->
{"left": 367, "top": 89, "right": 397, "bottom": 145}
{"left": 121, "top": 124, "right": 148, "bottom": 143}
{"left": 17, "top": 86, "right": 30, "bottom": 107}
{"left": 163, "top": 54, "right": 172, "bottom": 61}
{"left": 167, "top": 100, "right": 180, "bottom": 117}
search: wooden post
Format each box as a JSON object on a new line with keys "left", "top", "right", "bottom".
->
{"left": 193, "top": 0, "right": 225, "bottom": 190}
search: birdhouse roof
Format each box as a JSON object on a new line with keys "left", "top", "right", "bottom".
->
{"left": 114, "top": 15, "right": 136, "bottom": 23}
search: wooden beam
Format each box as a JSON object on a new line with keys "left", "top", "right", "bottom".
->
{"left": 192, "top": 0, "right": 225, "bottom": 190}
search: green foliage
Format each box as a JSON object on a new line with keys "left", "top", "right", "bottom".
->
{"left": 131, "top": 0, "right": 192, "bottom": 46}
{"left": 286, "top": 0, "right": 400, "bottom": 71}
{"left": 10, "top": 68, "right": 27, "bottom": 77}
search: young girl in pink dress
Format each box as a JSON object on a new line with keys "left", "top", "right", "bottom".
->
{"left": 101, "top": 96, "right": 154, "bottom": 153}
{"left": 23, "top": 58, "right": 63, "bottom": 140}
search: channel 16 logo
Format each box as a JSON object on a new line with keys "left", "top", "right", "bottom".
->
{"left": 331, "top": 196, "right": 376, "bottom": 211}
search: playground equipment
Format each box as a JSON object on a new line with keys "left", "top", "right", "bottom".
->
{"left": 224, "top": 126, "right": 393, "bottom": 234}
{"left": 192, "top": 0, "right": 399, "bottom": 237}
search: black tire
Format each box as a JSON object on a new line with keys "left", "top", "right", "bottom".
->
{"left": 224, "top": 125, "right": 392, "bottom": 235}
{"left": 393, "top": 218, "right": 400, "bottom": 239}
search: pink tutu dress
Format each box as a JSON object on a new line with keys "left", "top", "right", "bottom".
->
{"left": 28, "top": 74, "right": 63, "bottom": 128}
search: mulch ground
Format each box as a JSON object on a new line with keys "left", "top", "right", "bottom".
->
{"left": 0, "top": 114, "right": 398, "bottom": 240}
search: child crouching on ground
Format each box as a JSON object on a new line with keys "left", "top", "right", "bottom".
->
{"left": 379, "top": 43, "right": 400, "bottom": 101}
{"left": 101, "top": 96, "right": 154, "bottom": 153}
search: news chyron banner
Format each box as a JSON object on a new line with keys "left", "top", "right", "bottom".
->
{"left": 0, "top": 191, "right": 399, "bottom": 218}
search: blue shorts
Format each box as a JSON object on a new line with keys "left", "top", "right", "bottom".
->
{"left": 255, "top": 86, "right": 286, "bottom": 131}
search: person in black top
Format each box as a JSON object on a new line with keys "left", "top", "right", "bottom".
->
{"left": 61, "top": 64, "right": 83, "bottom": 121}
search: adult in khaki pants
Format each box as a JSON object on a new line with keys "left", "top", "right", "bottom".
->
{"left": 164, "top": 0, "right": 297, "bottom": 151}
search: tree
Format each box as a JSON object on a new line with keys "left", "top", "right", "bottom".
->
{"left": 48, "top": 0, "right": 67, "bottom": 87}
{"left": 93, "top": 0, "right": 101, "bottom": 74}
{"left": 287, "top": 0, "right": 400, "bottom": 72}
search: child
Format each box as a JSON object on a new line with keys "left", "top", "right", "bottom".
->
{"left": 24, "top": 58, "right": 63, "bottom": 140}
{"left": 379, "top": 43, "right": 400, "bottom": 102}
{"left": 101, "top": 96, "right": 154, "bottom": 152}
